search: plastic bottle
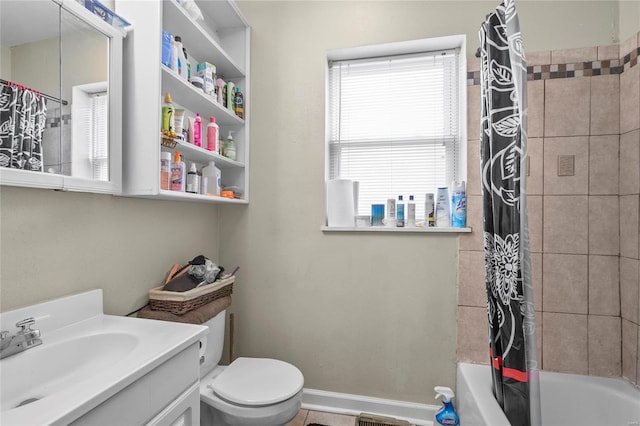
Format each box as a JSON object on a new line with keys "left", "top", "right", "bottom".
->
{"left": 193, "top": 113, "right": 202, "bottom": 147}
{"left": 224, "top": 131, "right": 236, "bottom": 161}
{"left": 436, "top": 187, "right": 450, "bottom": 227}
{"left": 206, "top": 117, "right": 219, "bottom": 153}
{"left": 425, "top": 193, "right": 435, "bottom": 227}
{"left": 434, "top": 386, "right": 460, "bottom": 426}
{"left": 170, "top": 39, "right": 179, "bottom": 74}
{"left": 407, "top": 195, "right": 416, "bottom": 227}
{"left": 161, "top": 92, "right": 174, "bottom": 133}
{"left": 396, "top": 195, "right": 405, "bottom": 227}
{"left": 186, "top": 162, "right": 200, "bottom": 193}
{"left": 385, "top": 198, "right": 396, "bottom": 227}
{"left": 217, "top": 78, "right": 225, "bottom": 105}
{"left": 174, "top": 36, "right": 187, "bottom": 80}
{"left": 201, "top": 161, "right": 221, "bottom": 196}
{"left": 170, "top": 151, "right": 185, "bottom": 192}
{"left": 160, "top": 151, "right": 171, "bottom": 190}
{"left": 226, "top": 81, "right": 235, "bottom": 110}
{"left": 234, "top": 87, "right": 244, "bottom": 119}
{"left": 183, "top": 47, "right": 191, "bottom": 81}
{"left": 451, "top": 181, "right": 467, "bottom": 228}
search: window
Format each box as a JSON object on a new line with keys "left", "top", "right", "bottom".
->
{"left": 326, "top": 37, "right": 466, "bottom": 222}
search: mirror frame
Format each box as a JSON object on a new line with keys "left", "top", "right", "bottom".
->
{"left": 0, "top": 0, "right": 123, "bottom": 195}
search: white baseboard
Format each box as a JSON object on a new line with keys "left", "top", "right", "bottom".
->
{"left": 301, "top": 388, "right": 439, "bottom": 426}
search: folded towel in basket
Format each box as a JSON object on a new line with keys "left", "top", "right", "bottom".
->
{"left": 137, "top": 295, "right": 231, "bottom": 324}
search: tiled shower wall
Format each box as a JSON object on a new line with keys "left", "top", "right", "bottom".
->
{"left": 457, "top": 31, "right": 640, "bottom": 387}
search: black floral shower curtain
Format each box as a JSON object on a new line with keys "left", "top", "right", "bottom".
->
{"left": 0, "top": 83, "right": 47, "bottom": 171}
{"left": 479, "top": 1, "right": 541, "bottom": 425}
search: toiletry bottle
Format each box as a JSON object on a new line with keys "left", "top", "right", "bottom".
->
{"left": 183, "top": 47, "right": 190, "bottom": 81}
{"left": 194, "top": 113, "right": 202, "bottom": 147}
{"left": 436, "top": 187, "right": 451, "bottom": 227}
{"left": 396, "top": 195, "right": 405, "bottom": 227}
{"left": 217, "top": 78, "right": 226, "bottom": 105}
{"left": 170, "top": 151, "right": 186, "bottom": 191}
{"left": 201, "top": 161, "right": 221, "bottom": 196}
{"left": 207, "top": 117, "right": 219, "bottom": 152}
{"left": 161, "top": 92, "right": 174, "bottom": 133}
{"left": 386, "top": 198, "right": 396, "bottom": 227}
{"left": 162, "top": 30, "right": 172, "bottom": 68}
{"left": 174, "top": 36, "right": 187, "bottom": 80}
{"left": 186, "top": 162, "right": 199, "bottom": 193}
{"left": 160, "top": 151, "right": 171, "bottom": 190}
{"left": 170, "top": 39, "right": 179, "bottom": 73}
{"left": 407, "top": 195, "right": 416, "bottom": 227}
{"left": 451, "top": 181, "right": 466, "bottom": 228}
{"left": 226, "top": 81, "right": 235, "bottom": 110}
{"left": 425, "top": 193, "right": 435, "bottom": 227}
{"left": 224, "top": 131, "right": 236, "bottom": 161}
{"left": 234, "top": 87, "right": 244, "bottom": 119}
{"left": 434, "top": 386, "right": 460, "bottom": 426}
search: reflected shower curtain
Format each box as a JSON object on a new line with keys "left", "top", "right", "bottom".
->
{"left": 479, "top": 1, "right": 541, "bottom": 425}
{"left": 0, "top": 83, "right": 47, "bottom": 171}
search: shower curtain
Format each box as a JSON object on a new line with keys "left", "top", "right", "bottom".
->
{"left": 0, "top": 83, "right": 47, "bottom": 171}
{"left": 479, "top": 1, "right": 541, "bottom": 425}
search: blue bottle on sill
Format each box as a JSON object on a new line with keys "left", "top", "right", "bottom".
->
{"left": 434, "top": 386, "right": 460, "bottom": 426}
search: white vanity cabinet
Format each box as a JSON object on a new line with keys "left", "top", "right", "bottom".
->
{"left": 118, "top": 0, "right": 250, "bottom": 204}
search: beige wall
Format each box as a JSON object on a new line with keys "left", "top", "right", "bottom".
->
{"left": 0, "top": 44, "right": 11, "bottom": 80}
{"left": 620, "top": 0, "right": 640, "bottom": 41}
{"left": 0, "top": 0, "right": 629, "bottom": 405}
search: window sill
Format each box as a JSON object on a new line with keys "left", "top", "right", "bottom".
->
{"left": 321, "top": 226, "right": 472, "bottom": 233}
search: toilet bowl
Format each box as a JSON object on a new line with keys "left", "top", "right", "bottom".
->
{"left": 199, "top": 311, "right": 304, "bottom": 426}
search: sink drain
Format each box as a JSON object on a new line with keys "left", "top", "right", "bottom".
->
{"left": 15, "top": 397, "right": 40, "bottom": 408}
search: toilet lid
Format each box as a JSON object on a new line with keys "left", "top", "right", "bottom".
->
{"left": 211, "top": 357, "right": 304, "bottom": 406}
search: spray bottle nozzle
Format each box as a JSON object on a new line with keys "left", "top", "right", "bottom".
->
{"left": 434, "top": 386, "right": 455, "bottom": 403}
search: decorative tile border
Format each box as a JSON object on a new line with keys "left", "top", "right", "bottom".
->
{"left": 467, "top": 46, "right": 640, "bottom": 86}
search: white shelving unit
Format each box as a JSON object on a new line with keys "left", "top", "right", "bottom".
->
{"left": 118, "top": 0, "right": 250, "bottom": 204}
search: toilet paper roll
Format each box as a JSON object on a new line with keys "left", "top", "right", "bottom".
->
{"left": 326, "top": 179, "right": 356, "bottom": 227}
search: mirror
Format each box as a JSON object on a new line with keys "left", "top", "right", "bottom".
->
{"left": 0, "top": 0, "right": 120, "bottom": 191}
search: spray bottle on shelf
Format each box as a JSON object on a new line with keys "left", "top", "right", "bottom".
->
{"left": 434, "top": 386, "right": 459, "bottom": 426}
{"left": 224, "top": 131, "right": 236, "bottom": 161}
{"left": 207, "top": 117, "right": 219, "bottom": 153}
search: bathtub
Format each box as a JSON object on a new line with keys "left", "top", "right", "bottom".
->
{"left": 456, "top": 362, "right": 640, "bottom": 426}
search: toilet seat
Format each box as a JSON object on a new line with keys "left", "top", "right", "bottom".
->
{"left": 209, "top": 357, "right": 304, "bottom": 406}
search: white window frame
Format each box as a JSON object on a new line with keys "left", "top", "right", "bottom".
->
{"left": 324, "top": 35, "right": 468, "bottom": 232}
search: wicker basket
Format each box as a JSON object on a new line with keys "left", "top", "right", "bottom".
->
{"left": 148, "top": 276, "right": 234, "bottom": 315}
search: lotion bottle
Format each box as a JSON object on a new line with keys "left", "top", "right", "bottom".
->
{"left": 224, "top": 131, "right": 236, "bottom": 161}
{"left": 201, "top": 161, "right": 221, "bottom": 196}
{"left": 407, "top": 195, "right": 416, "bottom": 227}
{"left": 194, "top": 113, "right": 202, "bottom": 147}
{"left": 170, "top": 151, "right": 186, "bottom": 192}
{"left": 207, "top": 117, "right": 219, "bottom": 152}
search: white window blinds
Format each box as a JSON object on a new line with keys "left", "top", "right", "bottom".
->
{"left": 328, "top": 49, "right": 461, "bottom": 219}
{"left": 90, "top": 92, "right": 108, "bottom": 181}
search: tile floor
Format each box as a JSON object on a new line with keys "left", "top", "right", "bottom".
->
{"left": 287, "top": 409, "right": 357, "bottom": 426}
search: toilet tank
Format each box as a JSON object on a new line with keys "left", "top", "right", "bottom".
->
{"left": 200, "top": 309, "right": 226, "bottom": 377}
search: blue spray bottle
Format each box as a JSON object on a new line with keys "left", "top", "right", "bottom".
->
{"left": 434, "top": 386, "right": 460, "bottom": 426}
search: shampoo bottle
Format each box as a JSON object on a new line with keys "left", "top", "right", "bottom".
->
{"left": 436, "top": 187, "right": 451, "bottom": 227}
{"left": 170, "top": 151, "right": 186, "bottom": 192}
{"left": 201, "top": 161, "right": 221, "bottom": 196}
{"left": 396, "top": 195, "right": 405, "bottom": 227}
{"left": 170, "top": 39, "right": 179, "bottom": 73}
{"left": 207, "top": 117, "right": 219, "bottom": 152}
{"left": 234, "top": 87, "right": 244, "bottom": 119}
{"left": 226, "top": 81, "right": 235, "bottom": 110}
{"left": 224, "top": 131, "right": 236, "bottom": 161}
{"left": 194, "top": 113, "right": 202, "bottom": 147}
{"left": 434, "top": 386, "right": 460, "bottom": 426}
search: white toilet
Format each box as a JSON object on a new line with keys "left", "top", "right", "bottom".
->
{"left": 199, "top": 310, "right": 304, "bottom": 426}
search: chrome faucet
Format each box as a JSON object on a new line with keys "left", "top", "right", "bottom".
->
{"left": 1, "top": 317, "right": 42, "bottom": 359}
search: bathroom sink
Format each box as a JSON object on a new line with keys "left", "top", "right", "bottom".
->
{"left": 0, "top": 290, "right": 208, "bottom": 426}
{"left": 0, "top": 332, "right": 139, "bottom": 411}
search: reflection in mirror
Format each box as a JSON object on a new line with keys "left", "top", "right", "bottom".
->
{"left": 0, "top": 0, "right": 110, "bottom": 182}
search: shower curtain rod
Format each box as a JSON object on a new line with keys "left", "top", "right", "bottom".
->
{"left": 0, "top": 78, "right": 68, "bottom": 106}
